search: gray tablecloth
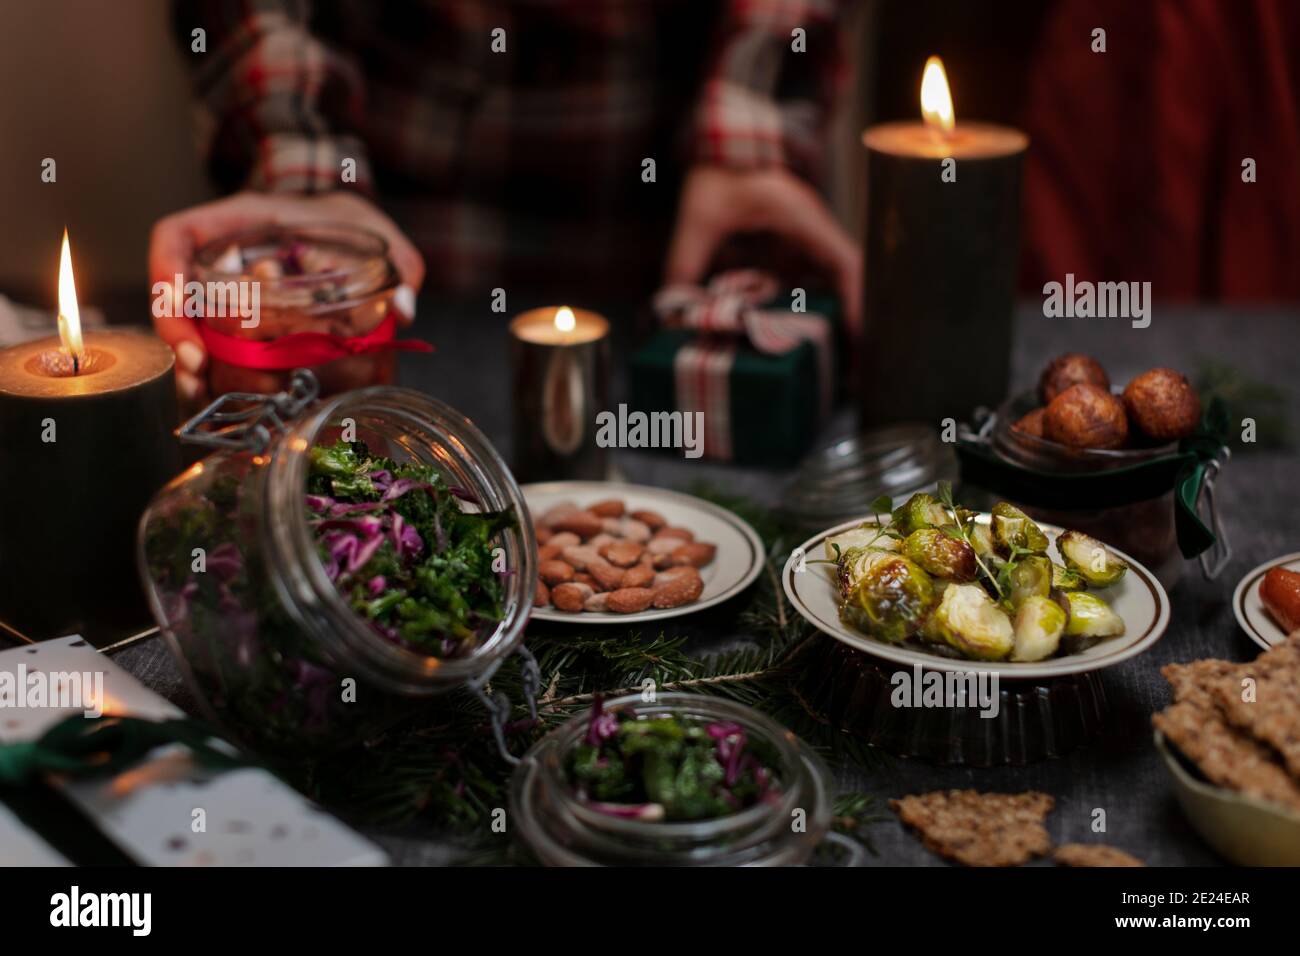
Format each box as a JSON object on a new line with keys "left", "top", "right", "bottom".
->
{"left": 113, "top": 303, "right": 1299, "bottom": 866}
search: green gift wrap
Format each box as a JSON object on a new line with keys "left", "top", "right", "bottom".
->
{"left": 628, "top": 278, "right": 841, "bottom": 467}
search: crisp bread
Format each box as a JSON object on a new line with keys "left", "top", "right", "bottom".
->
{"left": 1153, "top": 701, "right": 1300, "bottom": 813}
{"left": 1055, "top": 843, "right": 1145, "bottom": 867}
{"left": 891, "top": 789, "right": 1054, "bottom": 866}
{"left": 1162, "top": 659, "right": 1240, "bottom": 708}
{"left": 1205, "top": 639, "right": 1300, "bottom": 779}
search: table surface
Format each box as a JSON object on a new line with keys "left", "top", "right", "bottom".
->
{"left": 105, "top": 302, "right": 1298, "bottom": 866}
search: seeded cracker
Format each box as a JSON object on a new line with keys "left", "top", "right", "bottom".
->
{"left": 1152, "top": 701, "right": 1300, "bottom": 813}
{"left": 1208, "top": 661, "right": 1300, "bottom": 780}
{"left": 891, "top": 790, "right": 1054, "bottom": 866}
{"left": 1054, "top": 843, "right": 1145, "bottom": 867}
{"left": 1161, "top": 659, "right": 1240, "bottom": 708}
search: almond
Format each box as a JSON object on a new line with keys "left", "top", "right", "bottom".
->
{"left": 652, "top": 551, "right": 677, "bottom": 569}
{"left": 652, "top": 573, "right": 703, "bottom": 608}
{"left": 586, "top": 533, "right": 617, "bottom": 552}
{"left": 621, "top": 562, "right": 656, "bottom": 589}
{"left": 547, "top": 532, "right": 581, "bottom": 551}
{"left": 618, "top": 518, "right": 652, "bottom": 543}
{"left": 552, "top": 511, "right": 604, "bottom": 539}
{"left": 655, "top": 526, "right": 694, "bottom": 542}
{"left": 561, "top": 545, "right": 602, "bottom": 570}
{"left": 534, "top": 580, "right": 550, "bottom": 607}
{"left": 539, "top": 559, "right": 575, "bottom": 586}
{"left": 601, "top": 540, "right": 644, "bottom": 567}
{"left": 551, "top": 582, "right": 592, "bottom": 612}
{"left": 589, "top": 499, "right": 625, "bottom": 518}
{"left": 646, "top": 537, "right": 681, "bottom": 556}
{"left": 538, "top": 543, "right": 562, "bottom": 563}
{"left": 574, "top": 572, "right": 597, "bottom": 589}
{"left": 541, "top": 502, "right": 579, "bottom": 526}
{"left": 606, "top": 587, "right": 655, "bottom": 614}
{"left": 588, "top": 560, "right": 625, "bottom": 591}
{"left": 584, "top": 592, "right": 611, "bottom": 612}
{"left": 654, "top": 566, "right": 702, "bottom": 588}
{"left": 630, "top": 509, "right": 666, "bottom": 531}
{"left": 670, "top": 542, "right": 716, "bottom": 568}
{"left": 536, "top": 526, "right": 553, "bottom": 545}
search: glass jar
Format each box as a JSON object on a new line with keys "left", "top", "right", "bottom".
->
{"left": 959, "top": 390, "right": 1227, "bottom": 590}
{"left": 510, "top": 693, "right": 854, "bottom": 866}
{"left": 136, "top": 376, "right": 537, "bottom": 758}
{"left": 193, "top": 223, "right": 403, "bottom": 401}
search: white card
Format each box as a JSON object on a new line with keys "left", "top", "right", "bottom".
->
{"left": 0, "top": 636, "right": 387, "bottom": 866}
{"left": 0, "top": 802, "right": 69, "bottom": 866}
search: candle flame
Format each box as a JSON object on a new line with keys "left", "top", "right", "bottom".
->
{"left": 920, "top": 56, "right": 955, "bottom": 135}
{"left": 554, "top": 306, "right": 576, "bottom": 334}
{"left": 57, "top": 228, "right": 86, "bottom": 365}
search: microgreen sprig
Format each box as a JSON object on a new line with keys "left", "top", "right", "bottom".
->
{"left": 935, "top": 481, "right": 1005, "bottom": 600}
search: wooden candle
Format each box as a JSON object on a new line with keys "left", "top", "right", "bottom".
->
{"left": 860, "top": 57, "right": 1028, "bottom": 430}
{"left": 0, "top": 233, "right": 179, "bottom": 639}
{"left": 509, "top": 306, "right": 610, "bottom": 483}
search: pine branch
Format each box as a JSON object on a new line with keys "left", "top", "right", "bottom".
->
{"left": 299, "top": 488, "right": 889, "bottom": 845}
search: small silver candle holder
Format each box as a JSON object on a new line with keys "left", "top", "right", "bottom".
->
{"left": 509, "top": 306, "right": 610, "bottom": 483}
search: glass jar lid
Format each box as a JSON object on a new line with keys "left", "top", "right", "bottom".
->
{"left": 781, "top": 423, "right": 957, "bottom": 530}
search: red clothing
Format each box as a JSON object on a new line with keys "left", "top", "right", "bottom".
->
{"left": 1022, "top": 0, "right": 1300, "bottom": 301}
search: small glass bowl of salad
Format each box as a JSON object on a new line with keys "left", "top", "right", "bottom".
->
{"left": 510, "top": 693, "right": 851, "bottom": 866}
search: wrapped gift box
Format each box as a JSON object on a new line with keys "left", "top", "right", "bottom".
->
{"left": 628, "top": 284, "right": 841, "bottom": 467}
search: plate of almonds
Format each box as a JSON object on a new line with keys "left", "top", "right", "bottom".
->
{"left": 523, "top": 481, "right": 766, "bottom": 624}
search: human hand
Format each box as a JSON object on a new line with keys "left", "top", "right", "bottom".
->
{"left": 664, "top": 165, "right": 862, "bottom": 337}
{"left": 148, "top": 191, "right": 425, "bottom": 402}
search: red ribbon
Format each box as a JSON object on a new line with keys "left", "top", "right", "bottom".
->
{"left": 198, "top": 312, "right": 433, "bottom": 370}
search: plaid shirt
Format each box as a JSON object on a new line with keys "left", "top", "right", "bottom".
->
{"left": 178, "top": 0, "right": 848, "bottom": 296}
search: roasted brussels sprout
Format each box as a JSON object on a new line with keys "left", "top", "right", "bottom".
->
{"left": 903, "top": 528, "right": 978, "bottom": 582}
{"left": 928, "top": 583, "right": 1014, "bottom": 661}
{"left": 891, "top": 493, "right": 949, "bottom": 536}
{"left": 1063, "top": 591, "right": 1126, "bottom": 642}
{"left": 835, "top": 546, "right": 899, "bottom": 598}
{"left": 825, "top": 522, "right": 896, "bottom": 561}
{"left": 991, "top": 503, "right": 1049, "bottom": 555}
{"left": 1051, "top": 562, "right": 1087, "bottom": 591}
{"left": 840, "top": 554, "right": 936, "bottom": 643}
{"left": 1057, "top": 530, "right": 1128, "bottom": 587}
{"left": 1005, "top": 555, "right": 1052, "bottom": 608}
{"left": 967, "top": 522, "right": 997, "bottom": 558}
{"left": 1010, "top": 595, "right": 1067, "bottom": 662}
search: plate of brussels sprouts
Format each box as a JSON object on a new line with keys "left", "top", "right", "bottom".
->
{"left": 783, "top": 484, "right": 1170, "bottom": 678}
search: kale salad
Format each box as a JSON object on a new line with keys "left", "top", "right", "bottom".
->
{"left": 567, "top": 699, "right": 783, "bottom": 822}
{"left": 306, "top": 440, "right": 513, "bottom": 658}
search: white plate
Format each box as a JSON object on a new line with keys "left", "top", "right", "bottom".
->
{"left": 1232, "top": 552, "right": 1300, "bottom": 650}
{"left": 523, "top": 481, "right": 765, "bottom": 624}
{"left": 783, "top": 515, "right": 1170, "bottom": 679}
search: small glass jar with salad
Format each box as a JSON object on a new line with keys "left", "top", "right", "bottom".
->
{"left": 509, "top": 693, "right": 851, "bottom": 866}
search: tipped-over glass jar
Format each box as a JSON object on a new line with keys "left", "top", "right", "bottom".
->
{"left": 137, "top": 374, "right": 537, "bottom": 758}
{"left": 192, "top": 223, "right": 421, "bottom": 402}
{"left": 510, "top": 693, "right": 857, "bottom": 866}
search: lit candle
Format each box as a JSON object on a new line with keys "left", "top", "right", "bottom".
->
{"left": 508, "top": 305, "right": 610, "bottom": 482}
{"left": 0, "top": 231, "right": 180, "bottom": 641}
{"left": 859, "top": 56, "right": 1028, "bottom": 430}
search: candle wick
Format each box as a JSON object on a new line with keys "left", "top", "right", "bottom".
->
{"left": 72, "top": 353, "right": 79, "bottom": 375}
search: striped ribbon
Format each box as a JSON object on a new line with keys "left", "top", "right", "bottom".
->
{"left": 654, "top": 270, "right": 833, "bottom": 461}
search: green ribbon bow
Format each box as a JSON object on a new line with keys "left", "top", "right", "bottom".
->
{"left": 0, "top": 714, "right": 246, "bottom": 785}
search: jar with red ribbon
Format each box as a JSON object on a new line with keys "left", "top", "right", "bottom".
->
{"left": 192, "top": 223, "right": 431, "bottom": 399}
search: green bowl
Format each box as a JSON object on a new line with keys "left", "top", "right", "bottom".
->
{"left": 1155, "top": 730, "right": 1300, "bottom": 866}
